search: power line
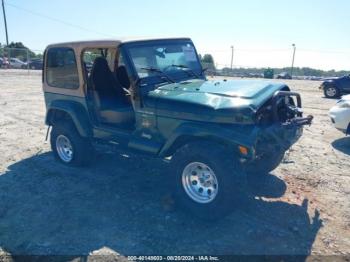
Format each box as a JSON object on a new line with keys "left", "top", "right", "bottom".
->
{"left": 4, "top": 3, "right": 350, "bottom": 56}
{"left": 5, "top": 2, "right": 114, "bottom": 38}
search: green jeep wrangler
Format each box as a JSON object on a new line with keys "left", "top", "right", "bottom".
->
{"left": 43, "top": 38, "right": 312, "bottom": 219}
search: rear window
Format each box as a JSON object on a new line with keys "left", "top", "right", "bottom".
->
{"left": 46, "top": 47, "right": 79, "bottom": 89}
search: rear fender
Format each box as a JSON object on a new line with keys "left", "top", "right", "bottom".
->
{"left": 46, "top": 100, "right": 92, "bottom": 137}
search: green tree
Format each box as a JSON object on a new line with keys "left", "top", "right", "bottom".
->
{"left": 1, "top": 42, "right": 43, "bottom": 61}
{"left": 5, "top": 42, "right": 35, "bottom": 61}
{"left": 200, "top": 54, "right": 215, "bottom": 71}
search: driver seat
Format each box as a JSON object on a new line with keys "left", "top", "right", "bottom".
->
{"left": 89, "top": 57, "right": 134, "bottom": 127}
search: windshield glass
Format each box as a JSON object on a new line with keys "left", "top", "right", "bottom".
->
{"left": 125, "top": 41, "right": 202, "bottom": 81}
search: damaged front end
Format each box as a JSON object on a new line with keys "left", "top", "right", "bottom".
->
{"left": 254, "top": 90, "right": 313, "bottom": 159}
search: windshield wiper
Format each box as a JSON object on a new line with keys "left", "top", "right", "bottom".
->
{"left": 140, "top": 67, "right": 175, "bottom": 83}
{"left": 170, "top": 64, "right": 201, "bottom": 79}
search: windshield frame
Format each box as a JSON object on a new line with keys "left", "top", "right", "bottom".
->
{"left": 120, "top": 39, "right": 204, "bottom": 88}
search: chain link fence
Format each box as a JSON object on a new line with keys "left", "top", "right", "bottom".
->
{"left": 0, "top": 47, "right": 44, "bottom": 71}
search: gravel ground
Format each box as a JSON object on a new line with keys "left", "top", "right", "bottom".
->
{"left": 0, "top": 70, "right": 349, "bottom": 259}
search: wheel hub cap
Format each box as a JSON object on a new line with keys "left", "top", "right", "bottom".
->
{"left": 326, "top": 87, "right": 336, "bottom": 97}
{"left": 182, "top": 162, "right": 218, "bottom": 204}
{"left": 56, "top": 135, "right": 73, "bottom": 162}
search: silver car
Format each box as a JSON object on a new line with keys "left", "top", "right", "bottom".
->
{"left": 9, "top": 58, "right": 27, "bottom": 69}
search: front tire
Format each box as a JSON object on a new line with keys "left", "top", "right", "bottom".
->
{"left": 170, "top": 141, "right": 247, "bottom": 220}
{"left": 324, "top": 85, "right": 340, "bottom": 98}
{"left": 50, "top": 121, "right": 94, "bottom": 166}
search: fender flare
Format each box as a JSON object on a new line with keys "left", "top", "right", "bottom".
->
{"left": 323, "top": 81, "right": 338, "bottom": 89}
{"left": 158, "top": 122, "right": 256, "bottom": 157}
{"left": 45, "top": 100, "right": 93, "bottom": 137}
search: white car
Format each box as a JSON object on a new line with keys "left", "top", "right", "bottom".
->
{"left": 9, "top": 58, "right": 27, "bottom": 69}
{"left": 329, "top": 94, "right": 350, "bottom": 134}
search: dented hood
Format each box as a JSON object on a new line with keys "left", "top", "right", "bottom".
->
{"left": 148, "top": 79, "right": 288, "bottom": 124}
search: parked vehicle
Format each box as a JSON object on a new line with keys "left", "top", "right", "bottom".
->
{"left": 320, "top": 75, "right": 350, "bottom": 98}
{"left": 28, "top": 59, "right": 43, "bottom": 70}
{"left": 276, "top": 72, "right": 292, "bottom": 79}
{"left": 9, "top": 58, "right": 27, "bottom": 69}
{"left": 263, "top": 68, "right": 274, "bottom": 79}
{"left": 245, "top": 72, "right": 263, "bottom": 78}
{"left": 329, "top": 95, "right": 350, "bottom": 134}
{"left": 43, "top": 38, "right": 313, "bottom": 219}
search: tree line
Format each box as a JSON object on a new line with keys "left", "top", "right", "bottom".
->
{"left": 0, "top": 42, "right": 43, "bottom": 61}
{"left": 199, "top": 53, "right": 349, "bottom": 77}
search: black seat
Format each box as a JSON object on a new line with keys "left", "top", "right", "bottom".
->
{"left": 89, "top": 57, "right": 134, "bottom": 127}
{"left": 90, "top": 57, "right": 128, "bottom": 107}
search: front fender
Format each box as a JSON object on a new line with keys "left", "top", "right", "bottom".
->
{"left": 158, "top": 122, "right": 258, "bottom": 158}
{"left": 322, "top": 81, "right": 337, "bottom": 89}
{"left": 46, "top": 100, "right": 92, "bottom": 137}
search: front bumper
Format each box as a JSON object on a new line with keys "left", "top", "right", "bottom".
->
{"left": 253, "top": 90, "right": 313, "bottom": 159}
{"left": 255, "top": 120, "right": 306, "bottom": 156}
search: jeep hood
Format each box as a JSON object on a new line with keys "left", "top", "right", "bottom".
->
{"left": 148, "top": 79, "right": 288, "bottom": 124}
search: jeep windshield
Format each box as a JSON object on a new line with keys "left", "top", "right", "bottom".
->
{"left": 124, "top": 40, "right": 203, "bottom": 85}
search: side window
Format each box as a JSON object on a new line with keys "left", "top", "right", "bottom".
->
{"left": 82, "top": 48, "right": 115, "bottom": 78}
{"left": 46, "top": 47, "right": 79, "bottom": 89}
{"left": 82, "top": 49, "right": 102, "bottom": 78}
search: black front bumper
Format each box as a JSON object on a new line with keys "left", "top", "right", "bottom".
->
{"left": 255, "top": 90, "right": 313, "bottom": 157}
{"left": 272, "top": 90, "right": 313, "bottom": 128}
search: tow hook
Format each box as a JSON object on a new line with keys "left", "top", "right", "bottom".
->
{"left": 283, "top": 115, "right": 313, "bottom": 127}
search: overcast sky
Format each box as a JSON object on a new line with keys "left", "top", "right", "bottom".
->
{"left": 1, "top": 0, "right": 349, "bottom": 70}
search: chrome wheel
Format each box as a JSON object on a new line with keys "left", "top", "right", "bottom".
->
{"left": 182, "top": 162, "right": 219, "bottom": 204}
{"left": 56, "top": 135, "right": 74, "bottom": 162}
{"left": 326, "top": 87, "right": 337, "bottom": 97}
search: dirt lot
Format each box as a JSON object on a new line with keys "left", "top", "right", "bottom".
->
{"left": 0, "top": 70, "right": 349, "bottom": 258}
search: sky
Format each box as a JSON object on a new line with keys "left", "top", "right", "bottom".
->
{"left": 1, "top": 0, "right": 350, "bottom": 70}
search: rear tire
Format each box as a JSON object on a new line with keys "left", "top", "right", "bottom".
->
{"left": 324, "top": 85, "right": 340, "bottom": 98}
{"left": 170, "top": 141, "right": 247, "bottom": 220}
{"left": 50, "top": 121, "right": 94, "bottom": 166}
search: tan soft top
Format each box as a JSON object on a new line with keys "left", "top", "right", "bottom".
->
{"left": 43, "top": 37, "right": 192, "bottom": 97}
{"left": 46, "top": 37, "right": 191, "bottom": 49}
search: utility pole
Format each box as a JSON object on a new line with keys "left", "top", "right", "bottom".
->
{"left": 1, "top": 0, "right": 9, "bottom": 45}
{"left": 230, "top": 45, "right": 234, "bottom": 72}
{"left": 291, "top": 43, "right": 296, "bottom": 78}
